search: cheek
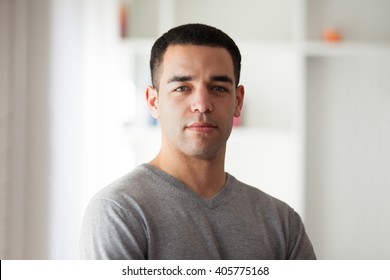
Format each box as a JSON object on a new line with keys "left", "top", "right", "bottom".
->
{"left": 222, "top": 101, "right": 237, "bottom": 119}
{"left": 159, "top": 103, "right": 184, "bottom": 131}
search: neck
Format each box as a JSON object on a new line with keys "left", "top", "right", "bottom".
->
{"left": 149, "top": 146, "right": 227, "bottom": 198}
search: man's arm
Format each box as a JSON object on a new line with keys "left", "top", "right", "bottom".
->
{"left": 80, "top": 198, "right": 147, "bottom": 259}
{"left": 287, "top": 211, "right": 316, "bottom": 260}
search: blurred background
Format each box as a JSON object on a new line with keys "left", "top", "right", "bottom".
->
{"left": 1, "top": 0, "right": 389, "bottom": 259}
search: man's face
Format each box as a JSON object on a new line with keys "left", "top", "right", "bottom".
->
{"left": 147, "top": 45, "right": 244, "bottom": 160}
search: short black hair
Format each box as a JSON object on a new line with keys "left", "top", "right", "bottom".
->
{"left": 150, "top": 23, "right": 241, "bottom": 89}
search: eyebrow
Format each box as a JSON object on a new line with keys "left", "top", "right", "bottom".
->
{"left": 167, "top": 75, "right": 193, "bottom": 84}
{"left": 210, "top": 75, "right": 234, "bottom": 85}
{"left": 167, "top": 75, "right": 234, "bottom": 84}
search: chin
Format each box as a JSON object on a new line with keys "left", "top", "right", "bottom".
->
{"left": 184, "top": 145, "right": 223, "bottom": 161}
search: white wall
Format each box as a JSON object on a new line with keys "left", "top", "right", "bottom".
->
{"left": 306, "top": 57, "right": 390, "bottom": 259}
{"left": 48, "top": 0, "right": 84, "bottom": 259}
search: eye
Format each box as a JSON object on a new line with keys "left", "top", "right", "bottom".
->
{"left": 210, "top": 86, "right": 229, "bottom": 93}
{"left": 174, "top": 86, "right": 190, "bottom": 92}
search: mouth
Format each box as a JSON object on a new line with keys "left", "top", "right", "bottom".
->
{"left": 186, "top": 122, "right": 217, "bottom": 134}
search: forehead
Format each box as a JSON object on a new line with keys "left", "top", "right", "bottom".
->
{"left": 161, "top": 44, "right": 234, "bottom": 76}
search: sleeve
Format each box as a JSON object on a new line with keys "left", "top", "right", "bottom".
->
{"left": 287, "top": 210, "right": 317, "bottom": 260}
{"left": 79, "top": 197, "right": 148, "bottom": 259}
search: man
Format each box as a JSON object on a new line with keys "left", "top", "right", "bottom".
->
{"left": 80, "top": 23, "right": 316, "bottom": 259}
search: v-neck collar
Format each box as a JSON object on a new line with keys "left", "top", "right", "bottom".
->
{"left": 142, "top": 163, "right": 234, "bottom": 209}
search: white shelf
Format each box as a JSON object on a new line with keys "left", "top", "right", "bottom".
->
{"left": 120, "top": 39, "right": 390, "bottom": 58}
{"left": 305, "top": 41, "right": 390, "bottom": 57}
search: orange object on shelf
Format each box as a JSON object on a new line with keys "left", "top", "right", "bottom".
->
{"left": 119, "top": 3, "right": 128, "bottom": 38}
{"left": 322, "top": 28, "right": 342, "bottom": 42}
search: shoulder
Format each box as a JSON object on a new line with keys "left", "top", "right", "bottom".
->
{"left": 80, "top": 165, "right": 154, "bottom": 259}
{"left": 229, "top": 174, "right": 294, "bottom": 214}
{"left": 86, "top": 163, "right": 183, "bottom": 217}
{"left": 227, "top": 174, "right": 304, "bottom": 233}
{"left": 229, "top": 175, "right": 316, "bottom": 259}
{"left": 91, "top": 164, "right": 157, "bottom": 205}
{"left": 83, "top": 164, "right": 153, "bottom": 219}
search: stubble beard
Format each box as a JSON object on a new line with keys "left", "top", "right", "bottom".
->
{"left": 183, "top": 137, "right": 225, "bottom": 160}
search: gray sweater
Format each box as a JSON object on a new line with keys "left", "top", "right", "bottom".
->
{"left": 80, "top": 164, "right": 316, "bottom": 259}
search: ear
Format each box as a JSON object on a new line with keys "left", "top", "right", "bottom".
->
{"left": 146, "top": 86, "right": 159, "bottom": 119}
{"left": 234, "top": 85, "right": 245, "bottom": 118}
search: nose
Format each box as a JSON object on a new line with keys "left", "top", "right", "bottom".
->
{"left": 190, "top": 86, "right": 213, "bottom": 113}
